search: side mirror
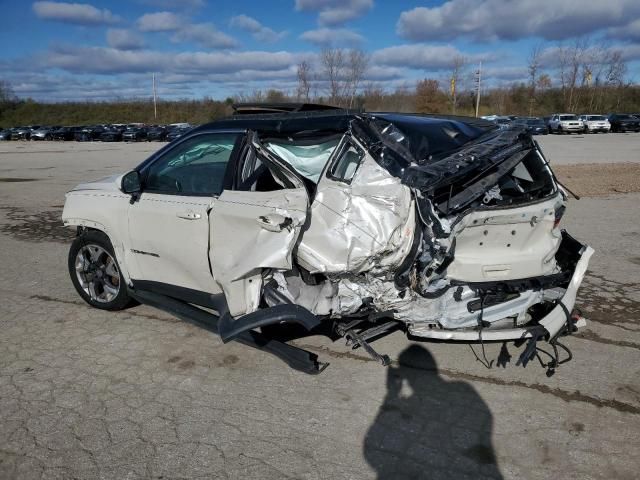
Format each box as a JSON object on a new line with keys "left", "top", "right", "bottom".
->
{"left": 121, "top": 170, "right": 141, "bottom": 202}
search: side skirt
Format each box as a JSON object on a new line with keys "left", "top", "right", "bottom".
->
{"left": 128, "top": 288, "right": 329, "bottom": 375}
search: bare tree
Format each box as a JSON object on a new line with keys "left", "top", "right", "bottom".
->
{"left": 603, "top": 49, "right": 628, "bottom": 110}
{"left": 558, "top": 38, "right": 589, "bottom": 111}
{"left": 345, "top": 49, "right": 368, "bottom": 108}
{"left": 0, "top": 80, "right": 15, "bottom": 103}
{"left": 536, "top": 74, "right": 551, "bottom": 90}
{"left": 448, "top": 55, "right": 466, "bottom": 114}
{"left": 604, "top": 50, "right": 627, "bottom": 87}
{"left": 581, "top": 43, "right": 609, "bottom": 111}
{"left": 527, "top": 44, "right": 543, "bottom": 115}
{"left": 320, "top": 48, "right": 345, "bottom": 105}
{"left": 296, "top": 60, "right": 312, "bottom": 102}
{"left": 0, "top": 80, "right": 16, "bottom": 118}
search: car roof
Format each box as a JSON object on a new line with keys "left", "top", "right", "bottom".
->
{"left": 193, "top": 110, "right": 496, "bottom": 137}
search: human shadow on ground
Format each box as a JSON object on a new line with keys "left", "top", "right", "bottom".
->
{"left": 364, "top": 345, "right": 503, "bottom": 479}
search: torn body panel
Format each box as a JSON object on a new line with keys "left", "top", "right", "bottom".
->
{"left": 408, "top": 239, "right": 593, "bottom": 341}
{"left": 297, "top": 137, "right": 416, "bottom": 275}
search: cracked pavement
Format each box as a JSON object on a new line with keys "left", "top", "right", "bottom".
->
{"left": 1, "top": 138, "right": 639, "bottom": 479}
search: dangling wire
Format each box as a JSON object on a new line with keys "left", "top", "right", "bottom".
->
{"left": 469, "top": 291, "right": 494, "bottom": 369}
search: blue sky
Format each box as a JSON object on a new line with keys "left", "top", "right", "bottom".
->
{"left": 1, "top": 0, "right": 639, "bottom": 101}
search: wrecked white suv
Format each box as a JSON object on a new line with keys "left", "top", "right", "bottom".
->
{"left": 63, "top": 108, "right": 592, "bottom": 374}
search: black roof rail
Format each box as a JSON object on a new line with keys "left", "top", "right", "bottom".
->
{"left": 232, "top": 102, "right": 343, "bottom": 115}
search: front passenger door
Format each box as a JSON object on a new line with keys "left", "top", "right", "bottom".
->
{"left": 125, "top": 131, "right": 242, "bottom": 293}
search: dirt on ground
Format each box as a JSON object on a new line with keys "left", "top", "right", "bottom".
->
{"left": 554, "top": 162, "right": 640, "bottom": 197}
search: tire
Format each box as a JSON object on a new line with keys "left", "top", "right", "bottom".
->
{"left": 68, "top": 230, "right": 133, "bottom": 310}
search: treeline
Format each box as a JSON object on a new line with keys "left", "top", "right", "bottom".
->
{"left": 0, "top": 95, "right": 234, "bottom": 128}
{"left": 1, "top": 79, "right": 639, "bottom": 128}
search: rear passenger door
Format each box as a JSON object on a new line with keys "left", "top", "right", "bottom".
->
{"left": 125, "top": 131, "right": 243, "bottom": 293}
{"left": 296, "top": 134, "right": 415, "bottom": 275}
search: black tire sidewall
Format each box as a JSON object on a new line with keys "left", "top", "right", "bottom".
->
{"left": 68, "top": 230, "right": 132, "bottom": 310}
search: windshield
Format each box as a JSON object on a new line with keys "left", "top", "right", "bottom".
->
{"left": 617, "top": 114, "right": 634, "bottom": 120}
{"left": 587, "top": 115, "right": 606, "bottom": 121}
{"left": 560, "top": 115, "right": 578, "bottom": 121}
{"left": 527, "top": 119, "right": 544, "bottom": 125}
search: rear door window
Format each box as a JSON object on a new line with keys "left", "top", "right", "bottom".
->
{"left": 327, "top": 139, "right": 364, "bottom": 184}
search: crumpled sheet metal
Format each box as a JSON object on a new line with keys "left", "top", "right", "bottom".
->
{"left": 409, "top": 287, "right": 544, "bottom": 330}
{"left": 271, "top": 272, "right": 337, "bottom": 316}
{"left": 297, "top": 149, "right": 415, "bottom": 275}
{"left": 210, "top": 189, "right": 308, "bottom": 317}
{"left": 335, "top": 275, "right": 433, "bottom": 322}
{"left": 333, "top": 274, "right": 544, "bottom": 329}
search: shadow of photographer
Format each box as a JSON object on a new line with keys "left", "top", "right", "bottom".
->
{"left": 364, "top": 344, "right": 503, "bottom": 479}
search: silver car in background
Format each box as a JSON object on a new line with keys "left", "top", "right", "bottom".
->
{"left": 548, "top": 114, "right": 584, "bottom": 134}
{"left": 579, "top": 115, "right": 610, "bottom": 133}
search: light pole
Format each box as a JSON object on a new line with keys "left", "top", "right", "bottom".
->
{"left": 152, "top": 73, "right": 157, "bottom": 121}
{"left": 475, "top": 61, "right": 482, "bottom": 118}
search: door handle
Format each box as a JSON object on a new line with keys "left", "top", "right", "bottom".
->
{"left": 176, "top": 211, "right": 201, "bottom": 220}
{"left": 256, "top": 214, "right": 292, "bottom": 232}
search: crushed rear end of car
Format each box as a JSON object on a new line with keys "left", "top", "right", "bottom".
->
{"left": 214, "top": 112, "right": 592, "bottom": 374}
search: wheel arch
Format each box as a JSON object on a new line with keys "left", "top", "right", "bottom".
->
{"left": 65, "top": 218, "right": 133, "bottom": 286}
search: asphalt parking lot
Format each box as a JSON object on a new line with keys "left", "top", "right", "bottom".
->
{"left": 1, "top": 133, "right": 639, "bottom": 479}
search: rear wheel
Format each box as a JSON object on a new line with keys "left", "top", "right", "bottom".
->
{"left": 68, "top": 230, "right": 133, "bottom": 310}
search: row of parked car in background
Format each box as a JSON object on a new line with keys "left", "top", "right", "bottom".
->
{"left": 483, "top": 113, "right": 640, "bottom": 134}
{"left": 0, "top": 123, "right": 194, "bottom": 142}
{"left": 3, "top": 113, "right": 640, "bottom": 143}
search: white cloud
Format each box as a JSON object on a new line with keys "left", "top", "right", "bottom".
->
{"left": 41, "top": 45, "right": 298, "bottom": 76}
{"left": 137, "top": 11, "right": 184, "bottom": 32}
{"left": 483, "top": 66, "right": 528, "bottom": 82}
{"left": 137, "top": 12, "right": 236, "bottom": 49}
{"left": 397, "top": 0, "right": 640, "bottom": 42}
{"left": 229, "top": 14, "right": 287, "bottom": 43}
{"left": 32, "top": 1, "right": 120, "bottom": 25}
{"left": 171, "top": 23, "right": 238, "bottom": 49}
{"left": 7, "top": 72, "right": 195, "bottom": 100}
{"left": 295, "top": 0, "right": 373, "bottom": 26}
{"left": 372, "top": 44, "right": 491, "bottom": 70}
{"left": 300, "top": 28, "right": 364, "bottom": 46}
{"left": 365, "top": 65, "right": 407, "bottom": 81}
{"left": 608, "top": 18, "right": 640, "bottom": 42}
{"left": 106, "top": 29, "right": 145, "bottom": 50}
{"left": 619, "top": 43, "right": 640, "bottom": 61}
{"left": 140, "top": 0, "right": 205, "bottom": 9}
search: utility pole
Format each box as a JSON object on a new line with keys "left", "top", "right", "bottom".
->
{"left": 152, "top": 73, "right": 157, "bottom": 121}
{"left": 475, "top": 61, "right": 482, "bottom": 118}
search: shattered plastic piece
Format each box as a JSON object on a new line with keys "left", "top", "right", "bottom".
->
{"left": 483, "top": 185, "right": 502, "bottom": 204}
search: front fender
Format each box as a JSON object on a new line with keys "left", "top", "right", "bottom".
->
{"left": 63, "top": 190, "right": 132, "bottom": 285}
